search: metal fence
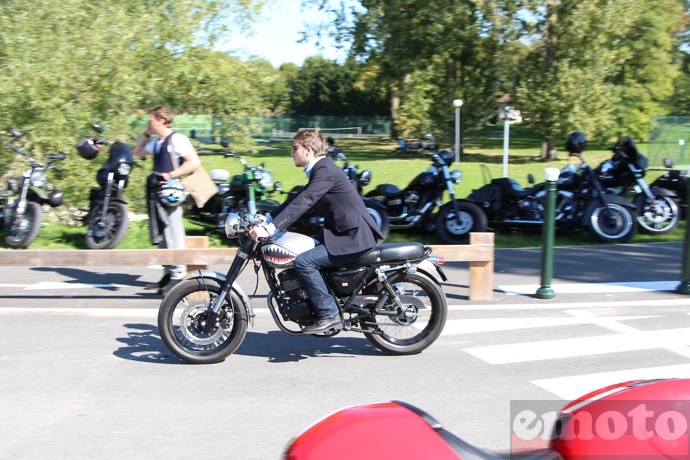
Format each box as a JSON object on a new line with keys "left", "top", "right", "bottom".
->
{"left": 649, "top": 117, "right": 690, "bottom": 168}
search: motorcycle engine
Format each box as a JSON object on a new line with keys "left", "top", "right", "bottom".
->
{"left": 277, "top": 269, "right": 313, "bottom": 321}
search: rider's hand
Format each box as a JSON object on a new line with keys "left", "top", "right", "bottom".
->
{"left": 249, "top": 226, "right": 270, "bottom": 241}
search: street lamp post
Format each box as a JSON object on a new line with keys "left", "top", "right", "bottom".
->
{"left": 453, "top": 99, "right": 463, "bottom": 164}
{"left": 503, "top": 105, "right": 511, "bottom": 177}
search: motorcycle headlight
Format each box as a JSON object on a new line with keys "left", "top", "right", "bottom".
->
{"left": 224, "top": 213, "right": 242, "bottom": 238}
{"left": 450, "top": 169, "right": 462, "bottom": 184}
{"left": 358, "top": 169, "right": 372, "bottom": 187}
{"left": 117, "top": 163, "right": 132, "bottom": 176}
{"left": 257, "top": 170, "right": 273, "bottom": 189}
{"left": 30, "top": 171, "right": 46, "bottom": 187}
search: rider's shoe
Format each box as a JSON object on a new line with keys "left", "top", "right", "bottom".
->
{"left": 158, "top": 277, "right": 183, "bottom": 295}
{"left": 302, "top": 314, "right": 342, "bottom": 335}
{"left": 145, "top": 274, "right": 170, "bottom": 291}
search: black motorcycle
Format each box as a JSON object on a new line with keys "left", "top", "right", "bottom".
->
{"left": 596, "top": 137, "right": 679, "bottom": 234}
{"left": 465, "top": 131, "right": 638, "bottom": 243}
{"left": 186, "top": 143, "right": 281, "bottom": 234}
{"left": 77, "top": 125, "right": 134, "bottom": 249}
{"left": 2, "top": 129, "right": 65, "bottom": 248}
{"left": 157, "top": 211, "right": 448, "bottom": 364}
{"left": 649, "top": 158, "right": 688, "bottom": 219}
{"left": 365, "top": 149, "right": 487, "bottom": 244}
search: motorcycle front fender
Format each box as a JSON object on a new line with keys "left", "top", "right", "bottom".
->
{"left": 649, "top": 186, "right": 678, "bottom": 198}
{"left": 186, "top": 269, "right": 255, "bottom": 326}
{"left": 581, "top": 194, "right": 636, "bottom": 227}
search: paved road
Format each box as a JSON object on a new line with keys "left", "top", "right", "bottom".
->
{"left": 1, "top": 242, "right": 689, "bottom": 459}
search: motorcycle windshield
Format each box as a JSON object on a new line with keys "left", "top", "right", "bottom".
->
{"left": 105, "top": 141, "right": 133, "bottom": 168}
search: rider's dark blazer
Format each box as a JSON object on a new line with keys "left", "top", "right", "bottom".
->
{"left": 270, "top": 156, "right": 383, "bottom": 256}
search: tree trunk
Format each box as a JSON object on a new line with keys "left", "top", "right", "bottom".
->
{"left": 541, "top": 137, "right": 558, "bottom": 160}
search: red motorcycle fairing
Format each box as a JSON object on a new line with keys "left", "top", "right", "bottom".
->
{"left": 552, "top": 378, "right": 690, "bottom": 459}
{"left": 283, "top": 401, "right": 558, "bottom": 460}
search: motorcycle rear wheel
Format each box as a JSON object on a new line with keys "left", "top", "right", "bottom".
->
{"left": 435, "top": 201, "right": 488, "bottom": 244}
{"left": 361, "top": 273, "right": 447, "bottom": 355}
{"left": 158, "top": 279, "right": 248, "bottom": 364}
{"left": 634, "top": 194, "right": 679, "bottom": 235}
{"left": 5, "top": 201, "right": 42, "bottom": 249}
{"left": 586, "top": 202, "right": 636, "bottom": 243}
{"left": 85, "top": 201, "right": 129, "bottom": 249}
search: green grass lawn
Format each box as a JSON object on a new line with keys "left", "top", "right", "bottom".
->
{"left": 15, "top": 124, "right": 689, "bottom": 249}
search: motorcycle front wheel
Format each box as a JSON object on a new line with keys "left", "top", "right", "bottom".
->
{"left": 158, "top": 279, "right": 248, "bottom": 364}
{"left": 586, "top": 202, "right": 636, "bottom": 243}
{"left": 85, "top": 201, "right": 129, "bottom": 249}
{"left": 634, "top": 194, "right": 679, "bottom": 235}
{"left": 361, "top": 273, "right": 447, "bottom": 355}
{"left": 435, "top": 200, "right": 488, "bottom": 244}
{"left": 5, "top": 201, "right": 42, "bottom": 249}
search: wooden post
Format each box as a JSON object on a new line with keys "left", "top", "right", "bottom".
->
{"left": 185, "top": 236, "right": 209, "bottom": 275}
{"left": 468, "top": 232, "right": 494, "bottom": 301}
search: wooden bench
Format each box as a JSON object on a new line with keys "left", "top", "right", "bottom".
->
{"left": 0, "top": 233, "right": 495, "bottom": 300}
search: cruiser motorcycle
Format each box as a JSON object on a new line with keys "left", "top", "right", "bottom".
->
{"left": 2, "top": 129, "right": 65, "bottom": 248}
{"left": 185, "top": 143, "right": 281, "bottom": 234}
{"left": 284, "top": 378, "right": 690, "bottom": 459}
{"left": 596, "top": 136, "right": 679, "bottom": 234}
{"left": 365, "top": 149, "right": 487, "bottom": 244}
{"left": 158, "top": 211, "right": 448, "bottom": 364}
{"left": 77, "top": 124, "right": 134, "bottom": 249}
{"left": 465, "top": 132, "right": 638, "bottom": 244}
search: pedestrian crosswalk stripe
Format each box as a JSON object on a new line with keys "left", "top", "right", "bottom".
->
{"left": 441, "top": 315, "right": 656, "bottom": 335}
{"left": 462, "top": 327, "right": 690, "bottom": 364}
{"left": 531, "top": 364, "right": 690, "bottom": 400}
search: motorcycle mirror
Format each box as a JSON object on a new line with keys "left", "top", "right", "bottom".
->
{"left": 527, "top": 173, "right": 535, "bottom": 184}
{"left": 9, "top": 128, "right": 23, "bottom": 139}
{"left": 92, "top": 124, "right": 104, "bottom": 134}
{"left": 664, "top": 157, "right": 674, "bottom": 168}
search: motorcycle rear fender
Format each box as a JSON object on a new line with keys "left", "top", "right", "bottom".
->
{"left": 581, "top": 194, "right": 636, "bottom": 227}
{"left": 414, "top": 259, "right": 447, "bottom": 285}
{"left": 186, "top": 269, "right": 255, "bottom": 326}
{"left": 649, "top": 186, "right": 677, "bottom": 198}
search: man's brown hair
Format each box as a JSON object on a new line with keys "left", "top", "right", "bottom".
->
{"left": 294, "top": 128, "right": 326, "bottom": 157}
{"left": 149, "top": 106, "right": 174, "bottom": 127}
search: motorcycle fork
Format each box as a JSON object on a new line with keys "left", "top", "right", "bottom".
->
{"left": 11, "top": 175, "right": 32, "bottom": 227}
{"left": 98, "top": 174, "right": 114, "bottom": 226}
{"left": 202, "top": 238, "right": 257, "bottom": 334}
{"left": 442, "top": 166, "right": 463, "bottom": 224}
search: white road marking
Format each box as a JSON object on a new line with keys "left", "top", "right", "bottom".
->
{"left": 0, "top": 282, "right": 128, "bottom": 290}
{"left": 532, "top": 364, "right": 690, "bottom": 400}
{"left": 441, "top": 315, "right": 656, "bottom": 335}
{"left": 447, "top": 298, "right": 690, "bottom": 310}
{"left": 499, "top": 281, "right": 678, "bottom": 295}
{"left": 462, "top": 327, "right": 690, "bottom": 364}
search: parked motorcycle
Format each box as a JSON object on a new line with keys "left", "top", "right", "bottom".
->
{"left": 365, "top": 149, "right": 487, "bottom": 244}
{"left": 157, "top": 211, "right": 448, "bottom": 364}
{"left": 649, "top": 157, "right": 688, "bottom": 218}
{"left": 465, "top": 132, "right": 638, "bottom": 244}
{"left": 395, "top": 133, "right": 439, "bottom": 153}
{"left": 596, "top": 136, "right": 679, "bottom": 234}
{"left": 283, "top": 377, "right": 690, "bottom": 459}
{"left": 185, "top": 142, "right": 282, "bottom": 234}
{"left": 1, "top": 129, "right": 65, "bottom": 248}
{"left": 76, "top": 124, "right": 134, "bottom": 249}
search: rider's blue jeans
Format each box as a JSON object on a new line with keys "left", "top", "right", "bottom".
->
{"left": 293, "top": 238, "right": 366, "bottom": 320}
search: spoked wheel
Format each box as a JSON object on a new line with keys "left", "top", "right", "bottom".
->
{"left": 435, "top": 200, "right": 488, "bottom": 244}
{"left": 635, "top": 194, "right": 679, "bottom": 235}
{"left": 586, "top": 202, "right": 636, "bottom": 243}
{"left": 361, "top": 273, "right": 447, "bottom": 355}
{"left": 158, "top": 279, "right": 248, "bottom": 364}
{"left": 85, "top": 201, "right": 129, "bottom": 249}
{"left": 5, "top": 201, "right": 42, "bottom": 249}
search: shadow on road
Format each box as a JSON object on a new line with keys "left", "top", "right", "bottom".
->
{"left": 31, "top": 266, "right": 150, "bottom": 288}
{"left": 113, "top": 324, "right": 381, "bottom": 365}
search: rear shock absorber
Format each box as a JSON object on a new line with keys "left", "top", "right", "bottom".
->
{"left": 375, "top": 267, "right": 403, "bottom": 309}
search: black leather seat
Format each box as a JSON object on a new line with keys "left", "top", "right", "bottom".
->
{"left": 359, "top": 242, "right": 425, "bottom": 264}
